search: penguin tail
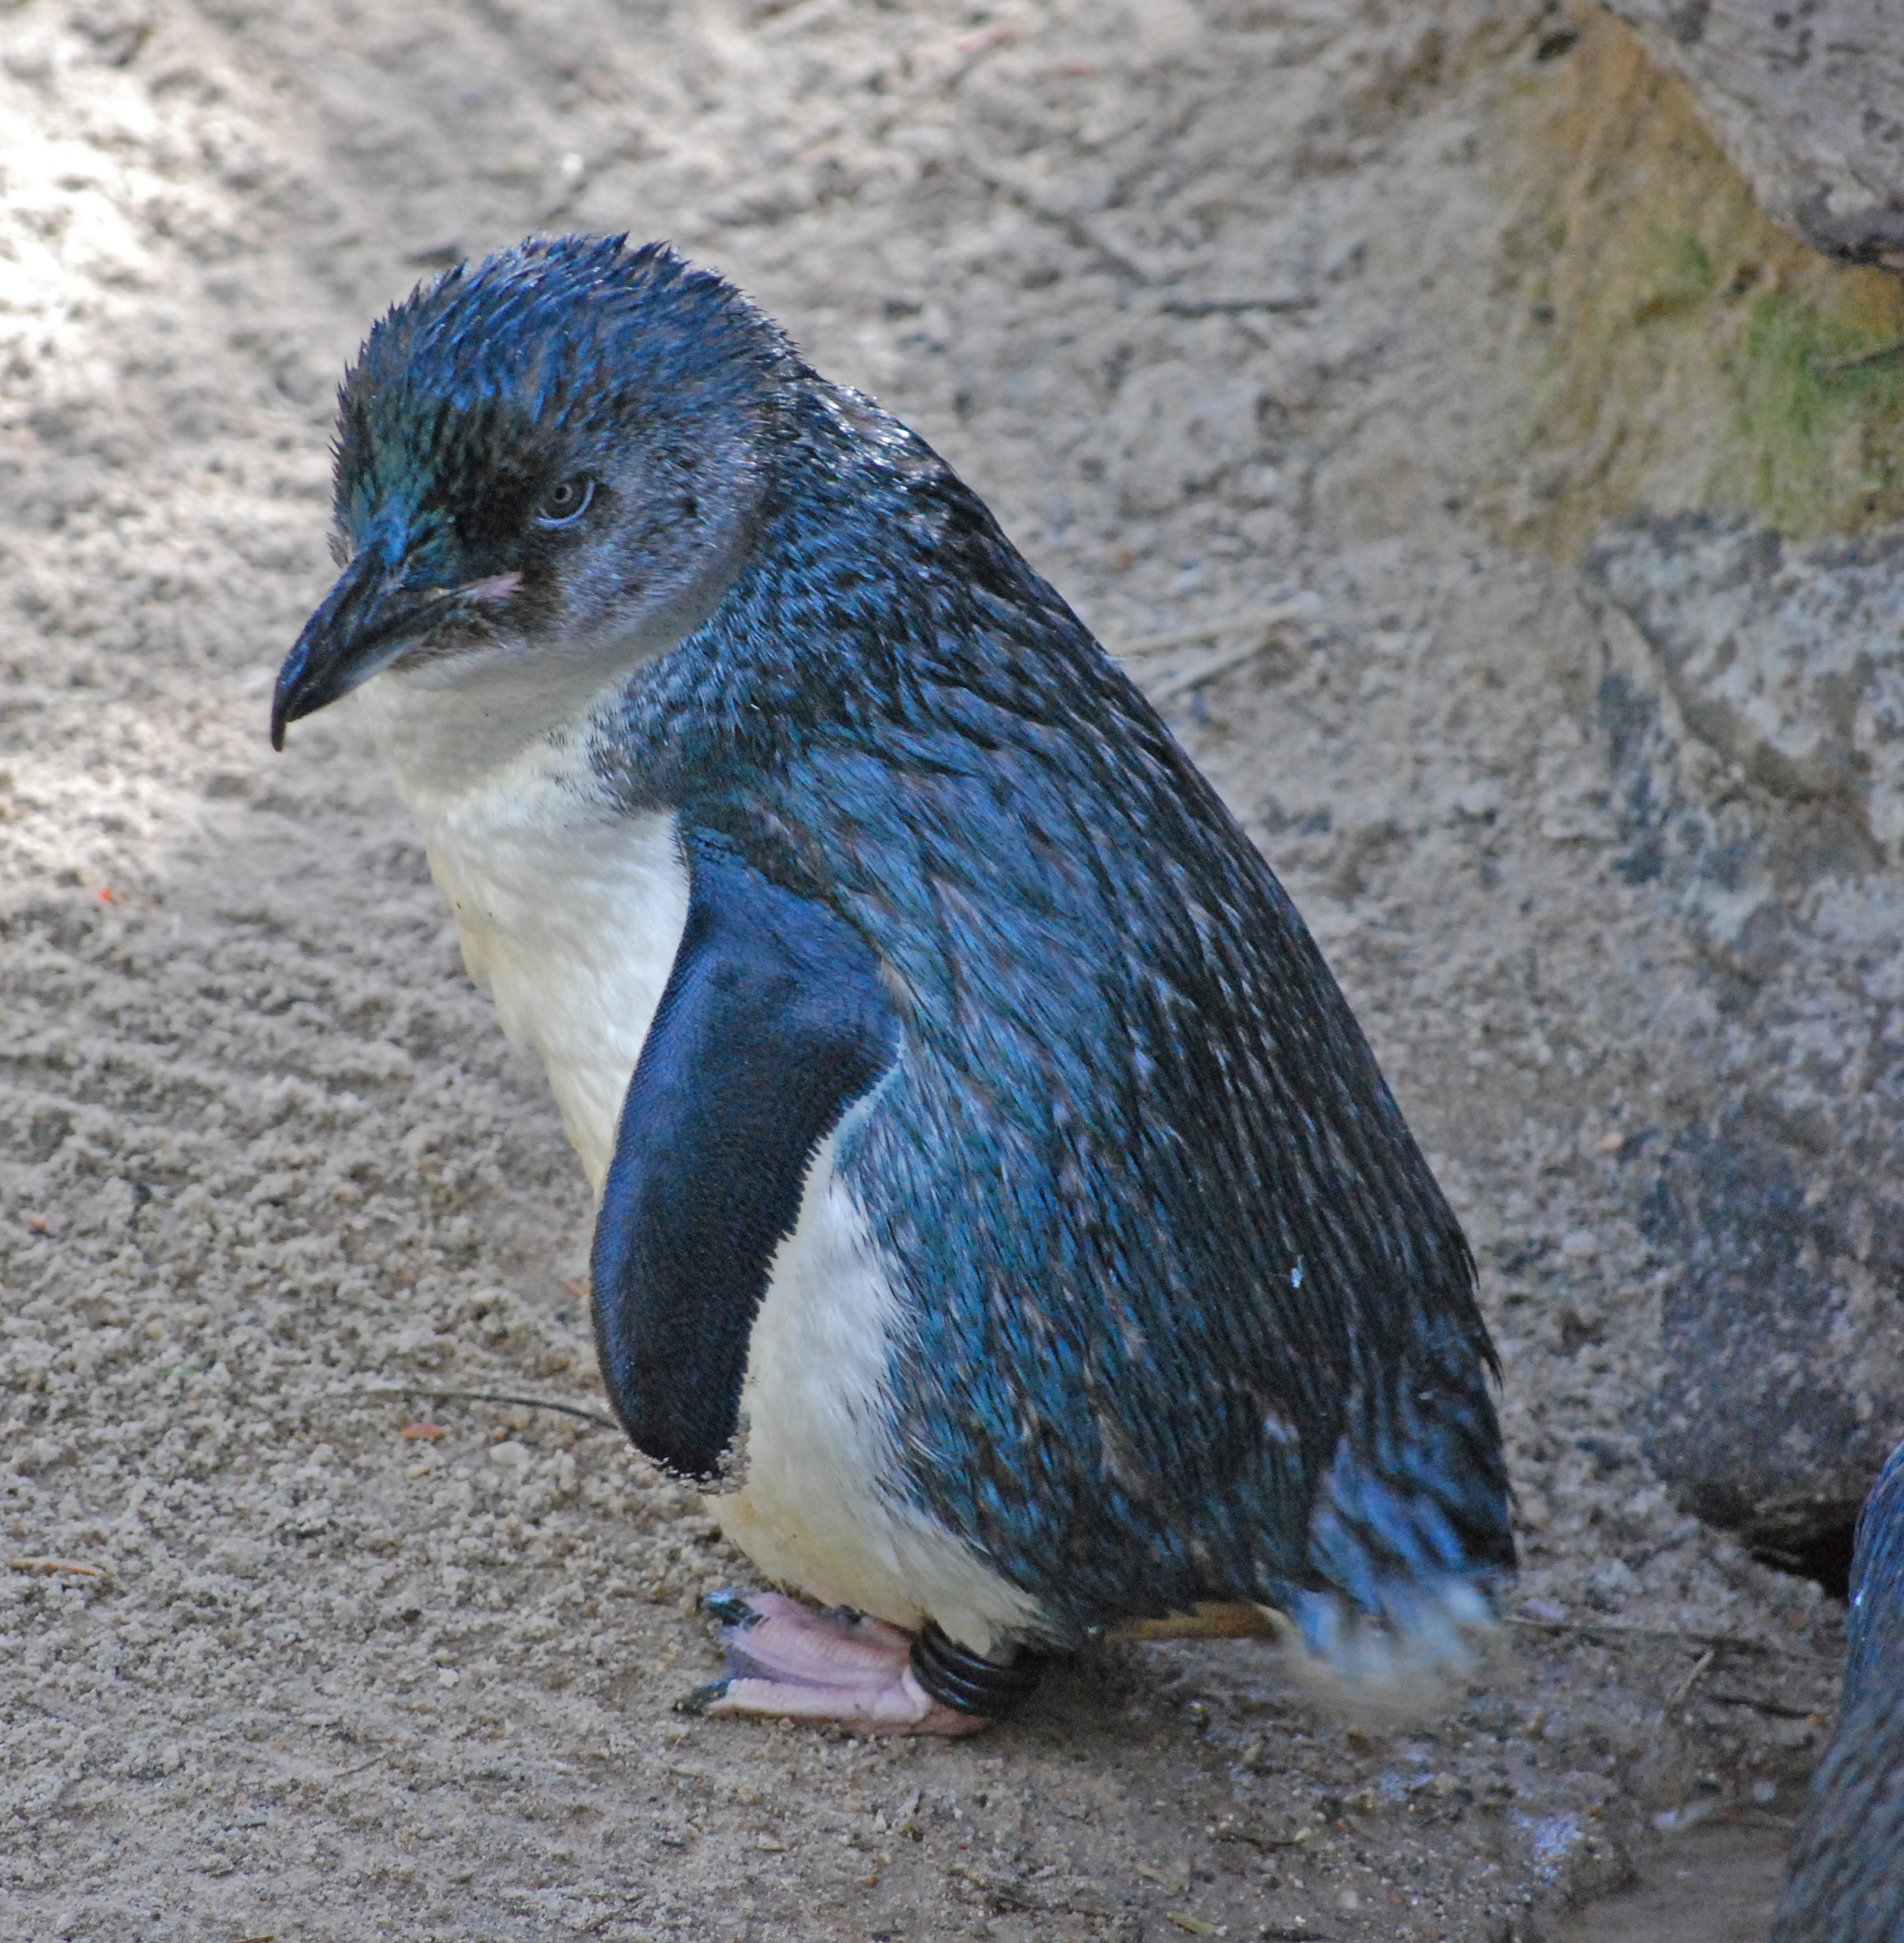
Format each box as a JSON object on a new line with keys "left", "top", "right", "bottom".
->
{"left": 1266, "top": 1386, "right": 1517, "bottom": 1724}
{"left": 1262, "top": 1574, "right": 1510, "bottom": 1727}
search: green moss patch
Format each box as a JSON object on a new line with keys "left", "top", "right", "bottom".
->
{"left": 1728, "top": 292, "right": 1904, "bottom": 532}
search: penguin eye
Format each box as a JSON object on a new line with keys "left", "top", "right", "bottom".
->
{"left": 534, "top": 476, "right": 595, "bottom": 527}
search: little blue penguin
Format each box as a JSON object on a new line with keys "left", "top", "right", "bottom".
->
{"left": 272, "top": 234, "right": 1516, "bottom": 1735}
{"left": 1773, "top": 1438, "right": 1904, "bottom": 1941}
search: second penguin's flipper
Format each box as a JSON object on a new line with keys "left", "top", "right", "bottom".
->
{"left": 1772, "top": 1441, "right": 1904, "bottom": 1941}
{"left": 590, "top": 832, "right": 899, "bottom": 1482}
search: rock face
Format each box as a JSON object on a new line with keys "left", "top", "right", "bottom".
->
{"left": 1584, "top": 517, "right": 1904, "bottom": 1567}
{"left": 1599, "top": 0, "right": 1904, "bottom": 271}
{"left": 1773, "top": 1438, "right": 1904, "bottom": 1940}
{"left": 1643, "top": 1124, "right": 1904, "bottom": 1569}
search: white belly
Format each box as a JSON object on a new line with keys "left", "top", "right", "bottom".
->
{"left": 715, "top": 1125, "right": 1045, "bottom": 1657}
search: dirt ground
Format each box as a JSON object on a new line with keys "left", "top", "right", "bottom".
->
{"left": 0, "top": 2, "right": 1856, "bottom": 1939}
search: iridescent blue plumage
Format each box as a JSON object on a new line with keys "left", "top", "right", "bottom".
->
{"left": 274, "top": 234, "right": 1516, "bottom": 1731}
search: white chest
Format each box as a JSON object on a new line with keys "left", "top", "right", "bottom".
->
{"left": 431, "top": 794, "right": 687, "bottom": 1192}
{"left": 360, "top": 684, "right": 690, "bottom": 1192}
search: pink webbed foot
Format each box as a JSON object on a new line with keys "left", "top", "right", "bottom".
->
{"left": 678, "top": 1591, "right": 1030, "bottom": 1737}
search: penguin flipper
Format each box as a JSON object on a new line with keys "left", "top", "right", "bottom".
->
{"left": 590, "top": 831, "right": 898, "bottom": 1483}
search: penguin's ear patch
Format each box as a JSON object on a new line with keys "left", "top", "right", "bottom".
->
{"left": 590, "top": 832, "right": 899, "bottom": 1484}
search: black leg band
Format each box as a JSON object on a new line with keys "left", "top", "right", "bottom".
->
{"left": 909, "top": 1620, "right": 1042, "bottom": 1717}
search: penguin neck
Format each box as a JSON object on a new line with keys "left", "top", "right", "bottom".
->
{"left": 354, "top": 640, "right": 630, "bottom": 815}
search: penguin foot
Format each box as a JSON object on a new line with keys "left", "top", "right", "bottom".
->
{"left": 680, "top": 1591, "right": 999, "bottom": 1736}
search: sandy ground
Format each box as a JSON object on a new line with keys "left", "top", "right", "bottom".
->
{"left": 0, "top": 2, "right": 1852, "bottom": 1938}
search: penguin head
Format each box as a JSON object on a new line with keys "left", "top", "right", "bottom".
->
{"left": 272, "top": 235, "right": 793, "bottom": 751}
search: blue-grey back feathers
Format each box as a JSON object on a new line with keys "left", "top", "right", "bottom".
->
{"left": 594, "top": 304, "right": 1512, "bottom": 1647}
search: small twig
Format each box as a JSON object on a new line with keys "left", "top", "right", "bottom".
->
{"left": 949, "top": 1864, "right": 1042, "bottom": 1913}
{"left": 1705, "top": 1690, "right": 1825, "bottom": 1721}
{"left": 1145, "top": 634, "right": 1298, "bottom": 707}
{"left": 7, "top": 1557, "right": 107, "bottom": 1579}
{"left": 1161, "top": 295, "right": 1316, "bottom": 318}
{"left": 1663, "top": 1647, "right": 1716, "bottom": 1711}
{"left": 350, "top": 1383, "right": 621, "bottom": 1432}
{"left": 1508, "top": 1614, "right": 1815, "bottom": 1661}
{"left": 961, "top": 158, "right": 1162, "bottom": 286}
{"left": 1211, "top": 1823, "right": 1306, "bottom": 1851}
{"left": 1818, "top": 336, "right": 1904, "bottom": 376}
{"left": 1645, "top": 1644, "right": 1718, "bottom": 1753}
{"left": 1109, "top": 601, "right": 1315, "bottom": 659}
{"left": 951, "top": 20, "right": 1023, "bottom": 54}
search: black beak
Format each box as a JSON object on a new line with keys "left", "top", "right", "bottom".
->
{"left": 271, "top": 543, "right": 454, "bottom": 751}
